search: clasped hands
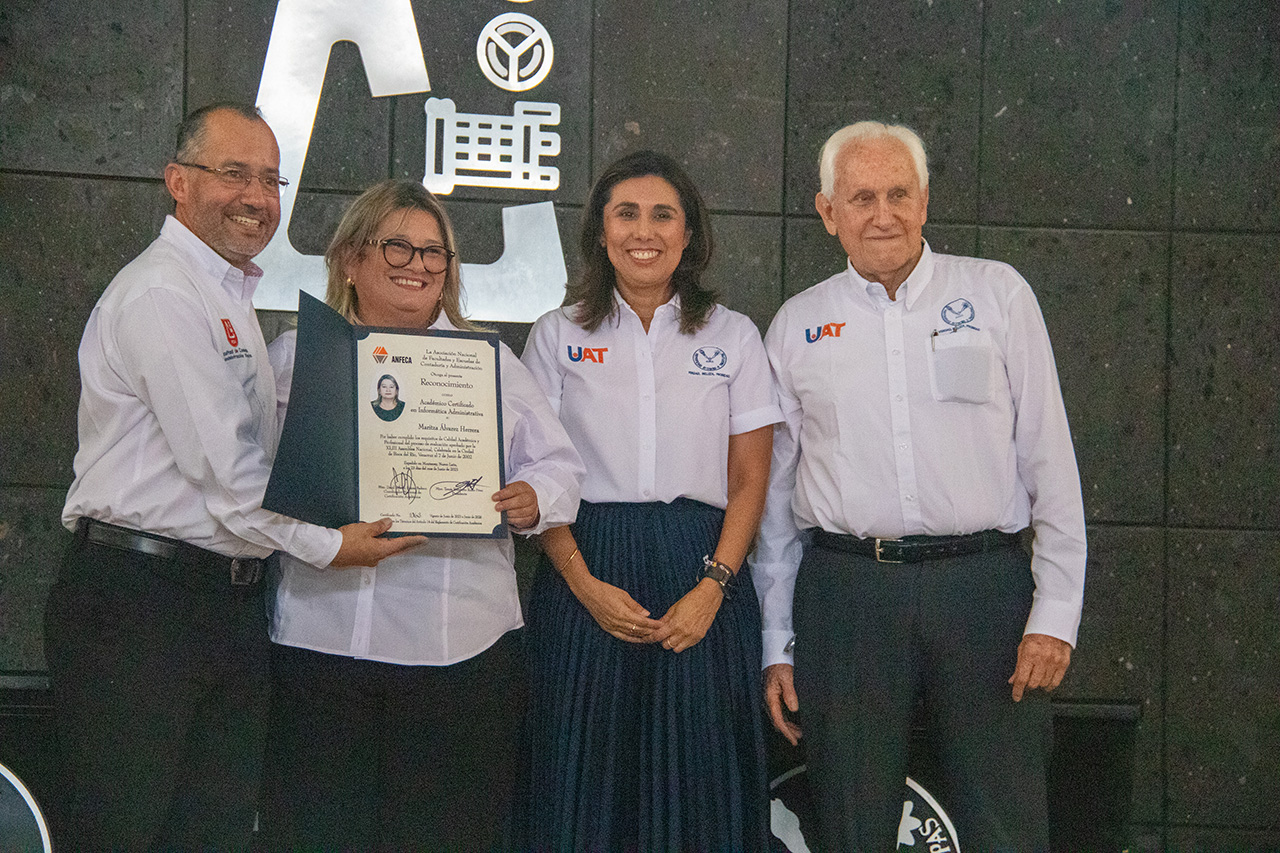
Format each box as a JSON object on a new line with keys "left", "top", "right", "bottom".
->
{"left": 571, "top": 573, "right": 724, "bottom": 654}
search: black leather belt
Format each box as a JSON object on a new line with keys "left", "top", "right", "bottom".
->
{"left": 75, "top": 517, "right": 272, "bottom": 588}
{"left": 811, "top": 528, "right": 1021, "bottom": 564}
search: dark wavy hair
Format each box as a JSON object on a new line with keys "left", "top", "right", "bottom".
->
{"left": 566, "top": 150, "right": 718, "bottom": 334}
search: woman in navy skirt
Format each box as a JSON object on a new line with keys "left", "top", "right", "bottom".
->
{"left": 521, "top": 151, "right": 782, "bottom": 852}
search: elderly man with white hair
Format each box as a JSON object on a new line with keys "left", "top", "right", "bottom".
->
{"left": 753, "top": 121, "right": 1086, "bottom": 850}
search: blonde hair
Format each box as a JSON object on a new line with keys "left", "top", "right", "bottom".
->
{"left": 818, "top": 121, "right": 929, "bottom": 197}
{"left": 324, "top": 179, "right": 476, "bottom": 331}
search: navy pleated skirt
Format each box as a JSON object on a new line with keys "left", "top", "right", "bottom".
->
{"left": 524, "top": 499, "right": 770, "bottom": 853}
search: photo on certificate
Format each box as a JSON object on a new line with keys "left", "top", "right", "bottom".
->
{"left": 265, "top": 293, "right": 507, "bottom": 538}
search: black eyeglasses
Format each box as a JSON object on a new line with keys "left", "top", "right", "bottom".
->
{"left": 368, "top": 238, "right": 455, "bottom": 274}
{"left": 175, "top": 162, "right": 290, "bottom": 193}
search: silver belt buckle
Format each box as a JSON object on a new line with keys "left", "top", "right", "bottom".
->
{"left": 874, "top": 538, "right": 905, "bottom": 564}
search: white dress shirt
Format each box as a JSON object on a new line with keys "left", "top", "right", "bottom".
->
{"left": 62, "top": 216, "right": 340, "bottom": 568}
{"left": 754, "top": 242, "right": 1087, "bottom": 667}
{"left": 521, "top": 295, "right": 782, "bottom": 508}
{"left": 267, "top": 320, "right": 584, "bottom": 665}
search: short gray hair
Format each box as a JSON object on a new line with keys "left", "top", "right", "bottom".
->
{"left": 818, "top": 121, "right": 929, "bottom": 197}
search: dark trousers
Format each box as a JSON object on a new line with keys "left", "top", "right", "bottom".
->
{"left": 792, "top": 540, "right": 1051, "bottom": 853}
{"left": 262, "top": 630, "right": 527, "bottom": 852}
{"left": 43, "top": 534, "right": 270, "bottom": 851}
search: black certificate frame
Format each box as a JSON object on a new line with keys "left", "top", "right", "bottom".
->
{"left": 264, "top": 292, "right": 507, "bottom": 538}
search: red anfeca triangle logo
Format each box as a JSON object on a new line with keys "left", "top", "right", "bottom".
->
{"left": 372, "top": 346, "right": 389, "bottom": 363}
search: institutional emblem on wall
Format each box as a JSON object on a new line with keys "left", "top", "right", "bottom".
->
{"left": 477, "top": 12, "right": 554, "bottom": 92}
{"left": 251, "top": 0, "right": 568, "bottom": 317}
{"left": 769, "top": 766, "right": 961, "bottom": 853}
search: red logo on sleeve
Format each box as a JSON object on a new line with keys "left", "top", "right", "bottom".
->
{"left": 221, "top": 319, "right": 238, "bottom": 347}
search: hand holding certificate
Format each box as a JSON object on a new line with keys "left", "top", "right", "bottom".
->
{"left": 265, "top": 293, "right": 506, "bottom": 538}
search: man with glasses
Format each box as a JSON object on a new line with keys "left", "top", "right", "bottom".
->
{"left": 45, "top": 103, "right": 423, "bottom": 850}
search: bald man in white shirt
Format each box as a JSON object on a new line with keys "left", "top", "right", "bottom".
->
{"left": 45, "top": 103, "right": 422, "bottom": 851}
{"left": 754, "top": 121, "right": 1086, "bottom": 851}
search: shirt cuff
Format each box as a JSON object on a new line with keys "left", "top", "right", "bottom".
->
{"left": 762, "top": 628, "right": 795, "bottom": 669}
{"left": 1024, "top": 596, "right": 1083, "bottom": 648}
{"left": 516, "top": 475, "right": 574, "bottom": 536}
{"left": 290, "top": 525, "right": 343, "bottom": 569}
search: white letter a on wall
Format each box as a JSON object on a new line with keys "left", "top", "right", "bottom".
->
{"left": 253, "top": 0, "right": 431, "bottom": 309}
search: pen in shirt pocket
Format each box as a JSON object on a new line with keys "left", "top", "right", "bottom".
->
{"left": 930, "top": 328, "right": 958, "bottom": 350}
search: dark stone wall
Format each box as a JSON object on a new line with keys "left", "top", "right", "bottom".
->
{"left": 1, "top": 0, "right": 1276, "bottom": 845}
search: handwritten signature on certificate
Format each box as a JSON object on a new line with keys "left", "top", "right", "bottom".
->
{"left": 430, "top": 477, "right": 484, "bottom": 500}
{"left": 389, "top": 467, "right": 421, "bottom": 503}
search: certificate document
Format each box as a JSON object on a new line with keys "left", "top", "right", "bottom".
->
{"left": 357, "top": 330, "right": 503, "bottom": 534}
{"left": 265, "top": 293, "right": 507, "bottom": 538}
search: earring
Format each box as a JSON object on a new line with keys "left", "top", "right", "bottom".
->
{"left": 346, "top": 276, "right": 354, "bottom": 287}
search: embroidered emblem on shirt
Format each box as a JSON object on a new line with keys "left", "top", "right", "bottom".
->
{"left": 692, "top": 346, "right": 727, "bottom": 372}
{"left": 567, "top": 346, "right": 607, "bottom": 363}
{"left": 939, "top": 299, "right": 980, "bottom": 332}
{"left": 804, "top": 322, "right": 846, "bottom": 343}
{"left": 221, "top": 318, "right": 239, "bottom": 347}
{"left": 372, "top": 346, "right": 389, "bottom": 363}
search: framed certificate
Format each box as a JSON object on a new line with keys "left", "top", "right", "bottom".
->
{"left": 264, "top": 293, "right": 506, "bottom": 538}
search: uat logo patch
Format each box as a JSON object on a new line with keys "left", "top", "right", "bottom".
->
{"left": 221, "top": 318, "right": 238, "bottom": 347}
{"left": 567, "top": 345, "right": 607, "bottom": 363}
{"left": 805, "top": 322, "right": 845, "bottom": 344}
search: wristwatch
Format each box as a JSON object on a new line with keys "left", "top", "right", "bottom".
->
{"left": 701, "top": 555, "right": 735, "bottom": 595}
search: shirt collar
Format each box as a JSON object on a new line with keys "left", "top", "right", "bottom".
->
{"left": 615, "top": 289, "right": 681, "bottom": 321}
{"left": 160, "top": 215, "right": 265, "bottom": 302}
{"left": 845, "top": 239, "right": 935, "bottom": 311}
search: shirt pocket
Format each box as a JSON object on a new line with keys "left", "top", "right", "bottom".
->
{"left": 928, "top": 329, "right": 994, "bottom": 404}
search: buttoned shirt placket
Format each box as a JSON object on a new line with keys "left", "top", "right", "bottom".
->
{"left": 867, "top": 279, "right": 924, "bottom": 534}
{"left": 627, "top": 303, "right": 670, "bottom": 503}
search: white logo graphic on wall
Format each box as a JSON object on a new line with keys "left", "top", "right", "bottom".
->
{"left": 424, "top": 99, "right": 560, "bottom": 195}
{"left": 251, "top": 0, "right": 566, "bottom": 317}
{"left": 769, "top": 769, "right": 960, "bottom": 853}
{"left": 477, "top": 13, "right": 554, "bottom": 91}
